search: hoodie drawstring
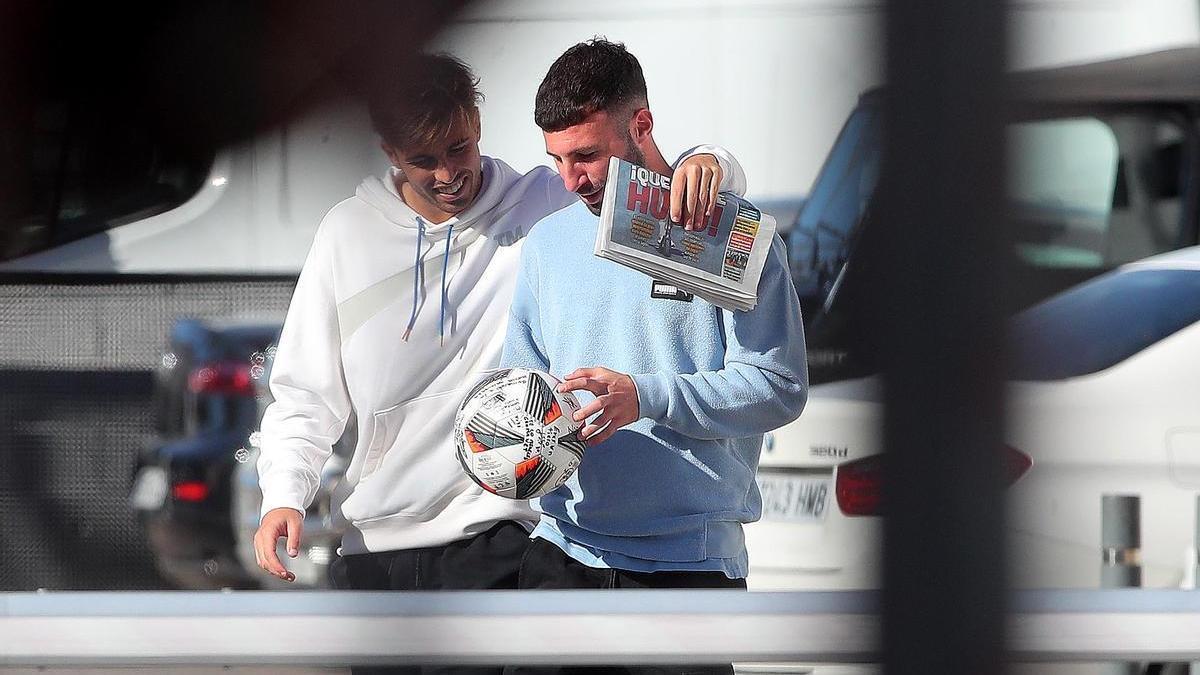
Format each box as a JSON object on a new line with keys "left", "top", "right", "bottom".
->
{"left": 402, "top": 218, "right": 425, "bottom": 342}
{"left": 439, "top": 224, "right": 454, "bottom": 347}
{"left": 401, "top": 217, "right": 455, "bottom": 346}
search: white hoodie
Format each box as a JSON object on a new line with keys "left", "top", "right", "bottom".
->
{"left": 258, "top": 149, "right": 745, "bottom": 555}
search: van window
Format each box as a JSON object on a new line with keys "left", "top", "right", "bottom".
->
{"left": 1008, "top": 118, "right": 1118, "bottom": 268}
{"left": 1, "top": 98, "right": 213, "bottom": 262}
{"left": 1008, "top": 115, "right": 1188, "bottom": 270}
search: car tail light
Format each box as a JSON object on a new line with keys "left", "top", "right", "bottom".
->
{"left": 835, "top": 454, "right": 884, "bottom": 517}
{"left": 188, "top": 362, "right": 255, "bottom": 396}
{"left": 835, "top": 445, "right": 1033, "bottom": 517}
{"left": 171, "top": 480, "right": 210, "bottom": 502}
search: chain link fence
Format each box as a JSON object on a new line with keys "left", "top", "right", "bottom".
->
{"left": 0, "top": 276, "right": 295, "bottom": 590}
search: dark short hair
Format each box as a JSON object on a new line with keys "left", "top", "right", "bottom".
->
{"left": 534, "top": 38, "right": 648, "bottom": 132}
{"left": 367, "top": 53, "right": 483, "bottom": 151}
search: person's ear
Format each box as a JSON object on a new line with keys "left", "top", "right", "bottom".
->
{"left": 629, "top": 108, "right": 654, "bottom": 146}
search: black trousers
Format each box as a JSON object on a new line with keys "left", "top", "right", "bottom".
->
{"left": 505, "top": 537, "right": 746, "bottom": 675}
{"left": 329, "top": 519, "right": 530, "bottom": 675}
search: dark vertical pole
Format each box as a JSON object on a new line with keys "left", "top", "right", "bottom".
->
{"left": 862, "top": 2, "right": 1009, "bottom": 674}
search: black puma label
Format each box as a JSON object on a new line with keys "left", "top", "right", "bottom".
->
{"left": 650, "top": 280, "right": 694, "bottom": 302}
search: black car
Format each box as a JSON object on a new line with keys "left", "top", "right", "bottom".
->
{"left": 130, "top": 315, "right": 281, "bottom": 588}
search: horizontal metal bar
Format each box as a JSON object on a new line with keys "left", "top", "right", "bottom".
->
{"left": 4, "top": 590, "right": 1200, "bottom": 666}
{"left": 1011, "top": 613, "right": 1200, "bottom": 662}
{"left": 0, "top": 590, "right": 877, "bottom": 667}
{"left": 0, "top": 589, "right": 879, "bottom": 618}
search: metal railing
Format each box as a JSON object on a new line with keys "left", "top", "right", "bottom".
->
{"left": 5, "top": 589, "right": 1200, "bottom": 667}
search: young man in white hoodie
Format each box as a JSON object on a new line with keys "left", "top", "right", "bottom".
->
{"left": 252, "top": 53, "right": 746, "bottom": 606}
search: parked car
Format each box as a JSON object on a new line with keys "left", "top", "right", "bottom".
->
{"left": 1006, "top": 247, "right": 1200, "bottom": 589}
{"left": 751, "top": 244, "right": 1200, "bottom": 595}
{"left": 747, "top": 47, "right": 1200, "bottom": 593}
{"left": 130, "top": 316, "right": 282, "bottom": 588}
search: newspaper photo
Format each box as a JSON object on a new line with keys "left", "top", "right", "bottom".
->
{"left": 595, "top": 157, "right": 777, "bottom": 311}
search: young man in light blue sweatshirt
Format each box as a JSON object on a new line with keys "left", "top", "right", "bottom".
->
{"left": 500, "top": 37, "right": 808, "bottom": 638}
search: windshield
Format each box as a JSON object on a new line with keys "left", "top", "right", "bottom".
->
{"left": 787, "top": 105, "right": 882, "bottom": 306}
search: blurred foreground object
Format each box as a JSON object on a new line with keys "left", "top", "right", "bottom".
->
{"left": 0, "top": 1, "right": 469, "bottom": 271}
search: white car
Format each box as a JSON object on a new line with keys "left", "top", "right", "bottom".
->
{"left": 747, "top": 246, "right": 1200, "bottom": 592}
{"left": 1007, "top": 249, "right": 1200, "bottom": 590}
{"left": 747, "top": 49, "right": 1200, "bottom": 594}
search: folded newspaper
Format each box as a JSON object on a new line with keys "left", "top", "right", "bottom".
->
{"left": 595, "top": 157, "right": 777, "bottom": 312}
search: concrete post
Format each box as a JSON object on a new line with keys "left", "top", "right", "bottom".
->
{"left": 1102, "top": 494, "right": 1141, "bottom": 675}
{"left": 1193, "top": 496, "right": 1200, "bottom": 675}
{"left": 1101, "top": 494, "right": 1141, "bottom": 589}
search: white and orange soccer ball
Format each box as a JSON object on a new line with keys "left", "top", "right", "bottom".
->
{"left": 453, "top": 368, "right": 587, "bottom": 500}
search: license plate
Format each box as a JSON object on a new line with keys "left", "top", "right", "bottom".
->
{"left": 756, "top": 471, "right": 831, "bottom": 522}
{"left": 130, "top": 466, "right": 168, "bottom": 511}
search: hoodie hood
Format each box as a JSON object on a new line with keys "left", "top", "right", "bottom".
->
{"left": 356, "top": 156, "right": 523, "bottom": 253}
{"left": 353, "top": 156, "right": 529, "bottom": 343}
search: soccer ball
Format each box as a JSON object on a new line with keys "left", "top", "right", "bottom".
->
{"left": 454, "top": 368, "right": 587, "bottom": 500}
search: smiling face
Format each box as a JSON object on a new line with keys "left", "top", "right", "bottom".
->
{"left": 382, "top": 108, "right": 483, "bottom": 223}
{"left": 543, "top": 109, "right": 646, "bottom": 215}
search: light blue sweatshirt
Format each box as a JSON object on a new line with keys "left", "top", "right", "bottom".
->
{"left": 500, "top": 200, "right": 808, "bottom": 578}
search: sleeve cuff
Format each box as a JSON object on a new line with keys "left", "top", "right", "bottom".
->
{"left": 675, "top": 144, "right": 747, "bottom": 197}
{"left": 259, "top": 502, "right": 306, "bottom": 523}
{"left": 631, "top": 372, "right": 670, "bottom": 422}
{"left": 257, "top": 478, "right": 311, "bottom": 522}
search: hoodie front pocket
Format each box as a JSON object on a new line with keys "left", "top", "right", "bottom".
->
{"left": 360, "top": 402, "right": 402, "bottom": 479}
{"left": 348, "top": 389, "right": 472, "bottom": 521}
